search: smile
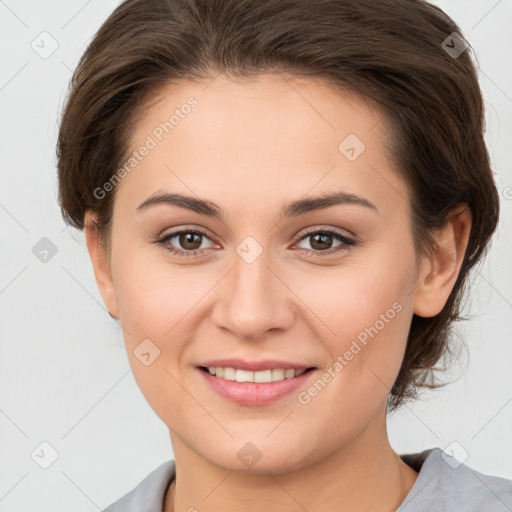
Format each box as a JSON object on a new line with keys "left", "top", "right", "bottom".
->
{"left": 198, "top": 366, "right": 317, "bottom": 406}
{"left": 204, "top": 366, "right": 309, "bottom": 383}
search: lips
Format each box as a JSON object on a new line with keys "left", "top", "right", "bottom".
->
{"left": 198, "top": 358, "right": 314, "bottom": 372}
{"left": 197, "top": 359, "right": 318, "bottom": 406}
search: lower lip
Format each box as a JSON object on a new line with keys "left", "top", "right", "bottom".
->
{"left": 197, "top": 367, "right": 316, "bottom": 406}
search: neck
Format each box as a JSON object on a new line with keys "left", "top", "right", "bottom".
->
{"left": 164, "top": 411, "right": 418, "bottom": 512}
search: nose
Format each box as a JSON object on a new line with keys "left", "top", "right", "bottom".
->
{"left": 210, "top": 249, "right": 295, "bottom": 341}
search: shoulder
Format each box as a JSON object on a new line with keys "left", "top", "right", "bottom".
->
{"left": 102, "top": 459, "right": 176, "bottom": 512}
{"left": 399, "top": 447, "right": 512, "bottom": 512}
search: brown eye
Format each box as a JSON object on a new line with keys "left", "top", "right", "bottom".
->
{"left": 156, "top": 228, "right": 215, "bottom": 257}
{"left": 309, "top": 233, "right": 335, "bottom": 251}
{"left": 178, "top": 232, "right": 203, "bottom": 251}
{"left": 296, "top": 229, "right": 356, "bottom": 257}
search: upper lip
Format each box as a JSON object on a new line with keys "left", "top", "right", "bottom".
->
{"left": 199, "top": 359, "right": 316, "bottom": 372}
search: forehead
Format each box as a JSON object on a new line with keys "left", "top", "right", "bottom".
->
{"left": 115, "top": 73, "right": 407, "bottom": 218}
{"left": 132, "top": 73, "right": 386, "bottom": 149}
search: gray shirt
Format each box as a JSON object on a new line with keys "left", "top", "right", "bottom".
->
{"left": 102, "top": 447, "right": 512, "bottom": 511}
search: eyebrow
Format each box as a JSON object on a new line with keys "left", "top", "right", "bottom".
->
{"left": 136, "top": 190, "right": 378, "bottom": 219}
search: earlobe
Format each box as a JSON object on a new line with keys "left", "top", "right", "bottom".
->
{"left": 84, "top": 211, "right": 119, "bottom": 319}
{"left": 413, "top": 205, "right": 472, "bottom": 318}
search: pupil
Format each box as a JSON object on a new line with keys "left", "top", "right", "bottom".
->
{"left": 180, "top": 232, "right": 201, "bottom": 250}
{"left": 311, "top": 233, "right": 332, "bottom": 250}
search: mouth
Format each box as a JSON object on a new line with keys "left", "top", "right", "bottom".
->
{"left": 197, "top": 365, "right": 318, "bottom": 406}
{"left": 198, "top": 365, "right": 316, "bottom": 383}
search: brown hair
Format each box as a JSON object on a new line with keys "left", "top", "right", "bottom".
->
{"left": 56, "top": 0, "right": 499, "bottom": 410}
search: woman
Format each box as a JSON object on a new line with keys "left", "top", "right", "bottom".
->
{"left": 56, "top": 0, "right": 512, "bottom": 510}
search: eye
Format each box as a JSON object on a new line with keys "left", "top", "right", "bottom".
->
{"left": 294, "top": 228, "right": 356, "bottom": 257}
{"left": 155, "top": 226, "right": 357, "bottom": 258}
{"left": 155, "top": 227, "right": 216, "bottom": 257}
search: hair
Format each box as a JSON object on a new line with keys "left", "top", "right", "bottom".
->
{"left": 56, "top": 0, "right": 499, "bottom": 410}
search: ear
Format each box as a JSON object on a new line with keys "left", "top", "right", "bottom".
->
{"left": 413, "top": 204, "right": 472, "bottom": 318}
{"left": 84, "top": 210, "right": 119, "bottom": 319}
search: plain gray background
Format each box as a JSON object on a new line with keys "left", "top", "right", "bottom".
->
{"left": 1, "top": 0, "right": 511, "bottom": 510}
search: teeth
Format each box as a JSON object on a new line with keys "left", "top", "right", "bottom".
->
{"left": 206, "top": 366, "right": 308, "bottom": 383}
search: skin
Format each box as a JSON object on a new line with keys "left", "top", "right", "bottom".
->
{"left": 84, "top": 73, "right": 471, "bottom": 511}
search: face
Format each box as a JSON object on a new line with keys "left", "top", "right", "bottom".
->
{"left": 89, "top": 74, "right": 429, "bottom": 473}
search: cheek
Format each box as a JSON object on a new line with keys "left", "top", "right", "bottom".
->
{"left": 295, "top": 254, "right": 414, "bottom": 343}
{"left": 112, "top": 245, "right": 207, "bottom": 339}
{"left": 111, "top": 251, "right": 209, "bottom": 421}
{"left": 290, "top": 251, "right": 416, "bottom": 404}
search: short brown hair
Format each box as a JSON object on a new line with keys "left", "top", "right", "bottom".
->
{"left": 56, "top": 0, "right": 500, "bottom": 410}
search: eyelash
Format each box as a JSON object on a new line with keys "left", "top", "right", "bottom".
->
{"left": 155, "top": 227, "right": 357, "bottom": 258}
